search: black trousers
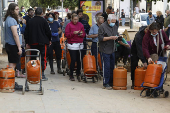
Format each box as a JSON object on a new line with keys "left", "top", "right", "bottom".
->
{"left": 81, "top": 40, "right": 87, "bottom": 60}
{"left": 131, "top": 54, "right": 139, "bottom": 81}
{"left": 30, "top": 44, "right": 47, "bottom": 72}
{"left": 68, "top": 49, "right": 81, "bottom": 77}
{"left": 115, "top": 45, "right": 130, "bottom": 63}
{"left": 48, "top": 41, "right": 62, "bottom": 70}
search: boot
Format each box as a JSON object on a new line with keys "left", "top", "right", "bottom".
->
{"left": 57, "top": 60, "right": 63, "bottom": 74}
{"left": 16, "top": 70, "right": 26, "bottom": 78}
{"left": 131, "top": 80, "right": 134, "bottom": 89}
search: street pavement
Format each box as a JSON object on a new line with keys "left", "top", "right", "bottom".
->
{"left": 0, "top": 26, "right": 170, "bottom": 113}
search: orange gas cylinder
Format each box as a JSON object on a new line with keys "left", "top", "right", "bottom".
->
{"left": 143, "top": 63, "right": 162, "bottom": 88}
{"left": 61, "top": 45, "right": 64, "bottom": 59}
{"left": 21, "top": 57, "right": 25, "bottom": 69}
{"left": 98, "top": 53, "right": 102, "bottom": 70}
{"left": 134, "top": 67, "right": 146, "bottom": 90}
{"left": 0, "top": 68, "right": 15, "bottom": 92}
{"left": 113, "top": 67, "right": 127, "bottom": 90}
{"left": 83, "top": 54, "right": 97, "bottom": 77}
{"left": 27, "top": 60, "right": 42, "bottom": 84}
{"left": 66, "top": 50, "right": 77, "bottom": 69}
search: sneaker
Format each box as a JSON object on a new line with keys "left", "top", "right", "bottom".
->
{"left": 103, "top": 84, "right": 112, "bottom": 90}
{"left": 42, "top": 76, "right": 48, "bottom": 81}
{"left": 50, "top": 71, "right": 55, "bottom": 74}
{"left": 15, "top": 82, "right": 23, "bottom": 91}
{"left": 69, "top": 77, "right": 75, "bottom": 81}
{"left": 17, "top": 70, "right": 26, "bottom": 78}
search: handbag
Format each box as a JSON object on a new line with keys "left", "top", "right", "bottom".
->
{"left": 150, "top": 30, "right": 165, "bottom": 62}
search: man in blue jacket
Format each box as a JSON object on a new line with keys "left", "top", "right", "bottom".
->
{"left": 147, "top": 12, "right": 156, "bottom": 25}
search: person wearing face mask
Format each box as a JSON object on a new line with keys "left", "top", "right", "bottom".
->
{"left": 23, "top": 8, "right": 34, "bottom": 25}
{"left": 142, "top": 22, "right": 170, "bottom": 64}
{"left": 98, "top": 14, "right": 118, "bottom": 90}
{"left": 130, "top": 26, "right": 149, "bottom": 89}
{"left": 20, "top": 6, "right": 26, "bottom": 17}
{"left": 87, "top": 16, "right": 104, "bottom": 67}
{"left": 47, "top": 13, "right": 62, "bottom": 74}
{"left": 65, "top": 14, "right": 86, "bottom": 81}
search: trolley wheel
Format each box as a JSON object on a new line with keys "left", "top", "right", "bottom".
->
{"left": 77, "top": 76, "right": 81, "bottom": 82}
{"left": 67, "top": 71, "right": 70, "bottom": 75}
{"left": 163, "top": 91, "right": 169, "bottom": 98}
{"left": 152, "top": 91, "right": 158, "bottom": 98}
{"left": 63, "top": 70, "right": 65, "bottom": 76}
{"left": 41, "top": 87, "right": 44, "bottom": 95}
{"left": 92, "top": 77, "right": 95, "bottom": 83}
{"left": 84, "top": 76, "right": 87, "bottom": 83}
{"left": 146, "top": 90, "right": 151, "bottom": 97}
{"left": 22, "top": 86, "right": 25, "bottom": 95}
{"left": 62, "top": 60, "right": 66, "bottom": 69}
{"left": 26, "top": 86, "right": 29, "bottom": 91}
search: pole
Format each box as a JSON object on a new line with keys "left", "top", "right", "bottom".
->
{"left": 110, "top": 0, "right": 112, "bottom": 7}
{"left": 62, "top": 0, "right": 63, "bottom": 19}
{"left": 130, "top": 0, "right": 133, "bottom": 29}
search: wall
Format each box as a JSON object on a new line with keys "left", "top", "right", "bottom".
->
{"left": 120, "top": 0, "right": 130, "bottom": 18}
{"left": 139, "top": 0, "right": 146, "bottom": 11}
{"left": 152, "top": 0, "right": 167, "bottom": 17}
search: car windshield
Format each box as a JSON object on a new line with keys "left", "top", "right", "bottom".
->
{"left": 141, "top": 14, "right": 157, "bottom": 21}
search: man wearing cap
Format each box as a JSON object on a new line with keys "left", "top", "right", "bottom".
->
{"left": 147, "top": 12, "right": 156, "bottom": 25}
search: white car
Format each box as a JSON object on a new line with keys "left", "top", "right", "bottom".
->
{"left": 133, "top": 13, "right": 157, "bottom": 30}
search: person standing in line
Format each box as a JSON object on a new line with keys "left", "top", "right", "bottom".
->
{"left": 87, "top": 16, "right": 104, "bottom": 66}
{"left": 65, "top": 14, "right": 86, "bottom": 81}
{"left": 47, "top": 13, "right": 63, "bottom": 74}
{"left": 4, "top": 3, "right": 22, "bottom": 69}
{"left": 24, "top": 8, "right": 51, "bottom": 81}
{"left": 121, "top": 9, "right": 125, "bottom": 26}
{"left": 98, "top": 14, "right": 118, "bottom": 90}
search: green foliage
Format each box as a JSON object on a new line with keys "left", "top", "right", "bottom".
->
{"left": 18, "top": 0, "right": 30, "bottom": 10}
{"left": 29, "top": 0, "right": 39, "bottom": 7}
{"left": 37, "top": 0, "right": 78, "bottom": 10}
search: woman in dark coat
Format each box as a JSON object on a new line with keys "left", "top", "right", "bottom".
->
{"left": 155, "top": 11, "right": 164, "bottom": 29}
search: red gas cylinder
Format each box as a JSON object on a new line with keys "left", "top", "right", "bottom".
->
{"left": 83, "top": 54, "right": 97, "bottom": 77}
{"left": 98, "top": 53, "right": 102, "bottom": 70}
{"left": 134, "top": 67, "right": 146, "bottom": 90}
{"left": 113, "top": 67, "right": 127, "bottom": 90}
{"left": 143, "top": 63, "right": 162, "bottom": 88}
{"left": 27, "top": 60, "right": 42, "bottom": 84}
{"left": 0, "top": 68, "right": 15, "bottom": 92}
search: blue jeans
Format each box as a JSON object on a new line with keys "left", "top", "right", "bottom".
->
{"left": 121, "top": 18, "right": 125, "bottom": 26}
{"left": 102, "top": 52, "right": 115, "bottom": 86}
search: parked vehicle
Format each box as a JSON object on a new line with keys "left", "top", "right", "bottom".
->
{"left": 133, "top": 13, "right": 157, "bottom": 30}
